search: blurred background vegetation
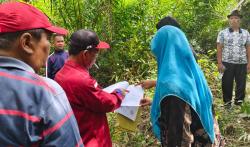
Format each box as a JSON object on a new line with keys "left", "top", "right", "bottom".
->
{"left": 1, "top": 0, "right": 250, "bottom": 146}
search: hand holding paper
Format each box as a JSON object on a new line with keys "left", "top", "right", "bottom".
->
{"left": 103, "top": 81, "right": 144, "bottom": 121}
{"left": 140, "top": 97, "right": 152, "bottom": 107}
{"left": 103, "top": 81, "right": 144, "bottom": 106}
{"left": 103, "top": 81, "right": 129, "bottom": 93}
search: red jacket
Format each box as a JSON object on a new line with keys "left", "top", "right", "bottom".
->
{"left": 55, "top": 59, "right": 124, "bottom": 147}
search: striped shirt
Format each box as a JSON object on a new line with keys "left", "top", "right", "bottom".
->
{"left": 0, "top": 56, "right": 83, "bottom": 147}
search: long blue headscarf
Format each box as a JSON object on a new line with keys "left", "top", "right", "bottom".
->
{"left": 150, "top": 26, "right": 214, "bottom": 143}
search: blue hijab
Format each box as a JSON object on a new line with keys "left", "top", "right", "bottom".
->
{"left": 150, "top": 26, "right": 214, "bottom": 143}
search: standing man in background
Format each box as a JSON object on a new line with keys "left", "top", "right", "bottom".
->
{"left": 217, "top": 10, "right": 250, "bottom": 107}
{"left": 47, "top": 34, "right": 68, "bottom": 79}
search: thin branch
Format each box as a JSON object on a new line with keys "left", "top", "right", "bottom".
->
{"left": 235, "top": 0, "right": 246, "bottom": 10}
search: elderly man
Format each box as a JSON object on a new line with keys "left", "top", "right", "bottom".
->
{"left": 55, "top": 29, "right": 126, "bottom": 147}
{"left": 217, "top": 10, "right": 250, "bottom": 107}
{"left": 0, "top": 2, "right": 83, "bottom": 146}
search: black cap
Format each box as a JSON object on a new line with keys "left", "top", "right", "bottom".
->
{"left": 69, "top": 29, "right": 99, "bottom": 50}
{"left": 68, "top": 29, "right": 110, "bottom": 55}
{"left": 227, "top": 10, "right": 242, "bottom": 18}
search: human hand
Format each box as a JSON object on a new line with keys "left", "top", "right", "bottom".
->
{"left": 137, "top": 80, "right": 156, "bottom": 89}
{"left": 140, "top": 97, "right": 152, "bottom": 107}
{"left": 217, "top": 63, "right": 225, "bottom": 73}
{"left": 247, "top": 63, "right": 250, "bottom": 73}
{"left": 115, "top": 88, "right": 128, "bottom": 97}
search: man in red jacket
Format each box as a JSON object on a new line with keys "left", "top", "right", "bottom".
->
{"left": 55, "top": 29, "right": 126, "bottom": 147}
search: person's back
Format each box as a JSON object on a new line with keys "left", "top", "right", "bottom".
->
{"left": 150, "top": 26, "right": 215, "bottom": 146}
{"left": 0, "top": 57, "right": 82, "bottom": 146}
{"left": 55, "top": 61, "right": 113, "bottom": 146}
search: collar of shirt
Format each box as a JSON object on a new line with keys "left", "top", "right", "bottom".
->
{"left": 65, "top": 59, "right": 88, "bottom": 72}
{"left": 54, "top": 49, "right": 65, "bottom": 54}
{"left": 229, "top": 27, "right": 242, "bottom": 33}
{"left": 0, "top": 56, "right": 35, "bottom": 73}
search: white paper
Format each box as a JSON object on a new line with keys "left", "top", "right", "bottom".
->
{"left": 103, "top": 81, "right": 129, "bottom": 93}
{"left": 103, "top": 81, "right": 144, "bottom": 121}
{"left": 121, "top": 85, "right": 144, "bottom": 106}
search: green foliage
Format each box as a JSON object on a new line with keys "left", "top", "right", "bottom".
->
{"left": 241, "top": 1, "right": 250, "bottom": 31}
{"left": 24, "top": 0, "right": 231, "bottom": 86}
{"left": 241, "top": 102, "right": 250, "bottom": 115}
{"left": 197, "top": 53, "right": 221, "bottom": 98}
{"left": 214, "top": 104, "right": 250, "bottom": 146}
{"left": 173, "top": 0, "right": 236, "bottom": 53}
{"left": 108, "top": 107, "right": 160, "bottom": 146}
{"left": 31, "top": 0, "right": 159, "bottom": 86}
{"left": 23, "top": 0, "right": 239, "bottom": 87}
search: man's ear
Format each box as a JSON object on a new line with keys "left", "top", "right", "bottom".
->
{"left": 82, "top": 50, "right": 88, "bottom": 57}
{"left": 77, "top": 50, "right": 88, "bottom": 65}
{"left": 19, "top": 33, "right": 35, "bottom": 54}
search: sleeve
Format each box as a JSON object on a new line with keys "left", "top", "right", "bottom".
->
{"left": 47, "top": 57, "right": 53, "bottom": 79}
{"left": 246, "top": 31, "right": 250, "bottom": 46}
{"left": 216, "top": 31, "right": 224, "bottom": 44}
{"left": 41, "top": 92, "right": 84, "bottom": 147}
{"left": 76, "top": 78, "right": 124, "bottom": 113}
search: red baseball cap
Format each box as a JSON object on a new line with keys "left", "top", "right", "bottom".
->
{"left": 85, "top": 41, "right": 110, "bottom": 50}
{"left": 0, "top": 2, "right": 68, "bottom": 35}
{"left": 96, "top": 41, "right": 110, "bottom": 49}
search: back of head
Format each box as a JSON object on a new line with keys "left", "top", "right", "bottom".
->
{"left": 151, "top": 26, "right": 191, "bottom": 61}
{"left": 69, "top": 29, "right": 99, "bottom": 55}
{"left": 156, "top": 16, "right": 181, "bottom": 30}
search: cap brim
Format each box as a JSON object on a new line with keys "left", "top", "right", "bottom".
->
{"left": 45, "top": 26, "right": 68, "bottom": 35}
{"left": 96, "top": 41, "right": 110, "bottom": 49}
{"left": 227, "top": 15, "right": 242, "bottom": 18}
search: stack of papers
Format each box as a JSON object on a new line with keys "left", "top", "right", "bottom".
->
{"left": 103, "top": 81, "right": 144, "bottom": 121}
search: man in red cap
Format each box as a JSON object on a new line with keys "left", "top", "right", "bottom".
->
{"left": 0, "top": 2, "right": 83, "bottom": 146}
{"left": 55, "top": 29, "right": 126, "bottom": 147}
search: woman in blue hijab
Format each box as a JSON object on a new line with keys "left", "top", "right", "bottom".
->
{"left": 150, "top": 25, "right": 215, "bottom": 146}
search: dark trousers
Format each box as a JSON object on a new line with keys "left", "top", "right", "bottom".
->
{"left": 222, "top": 62, "right": 247, "bottom": 104}
{"left": 159, "top": 96, "right": 193, "bottom": 147}
{"left": 159, "top": 96, "right": 212, "bottom": 147}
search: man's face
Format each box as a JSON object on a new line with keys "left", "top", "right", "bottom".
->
{"left": 29, "top": 33, "right": 50, "bottom": 72}
{"left": 229, "top": 16, "right": 240, "bottom": 28}
{"left": 53, "top": 35, "right": 65, "bottom": 51}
